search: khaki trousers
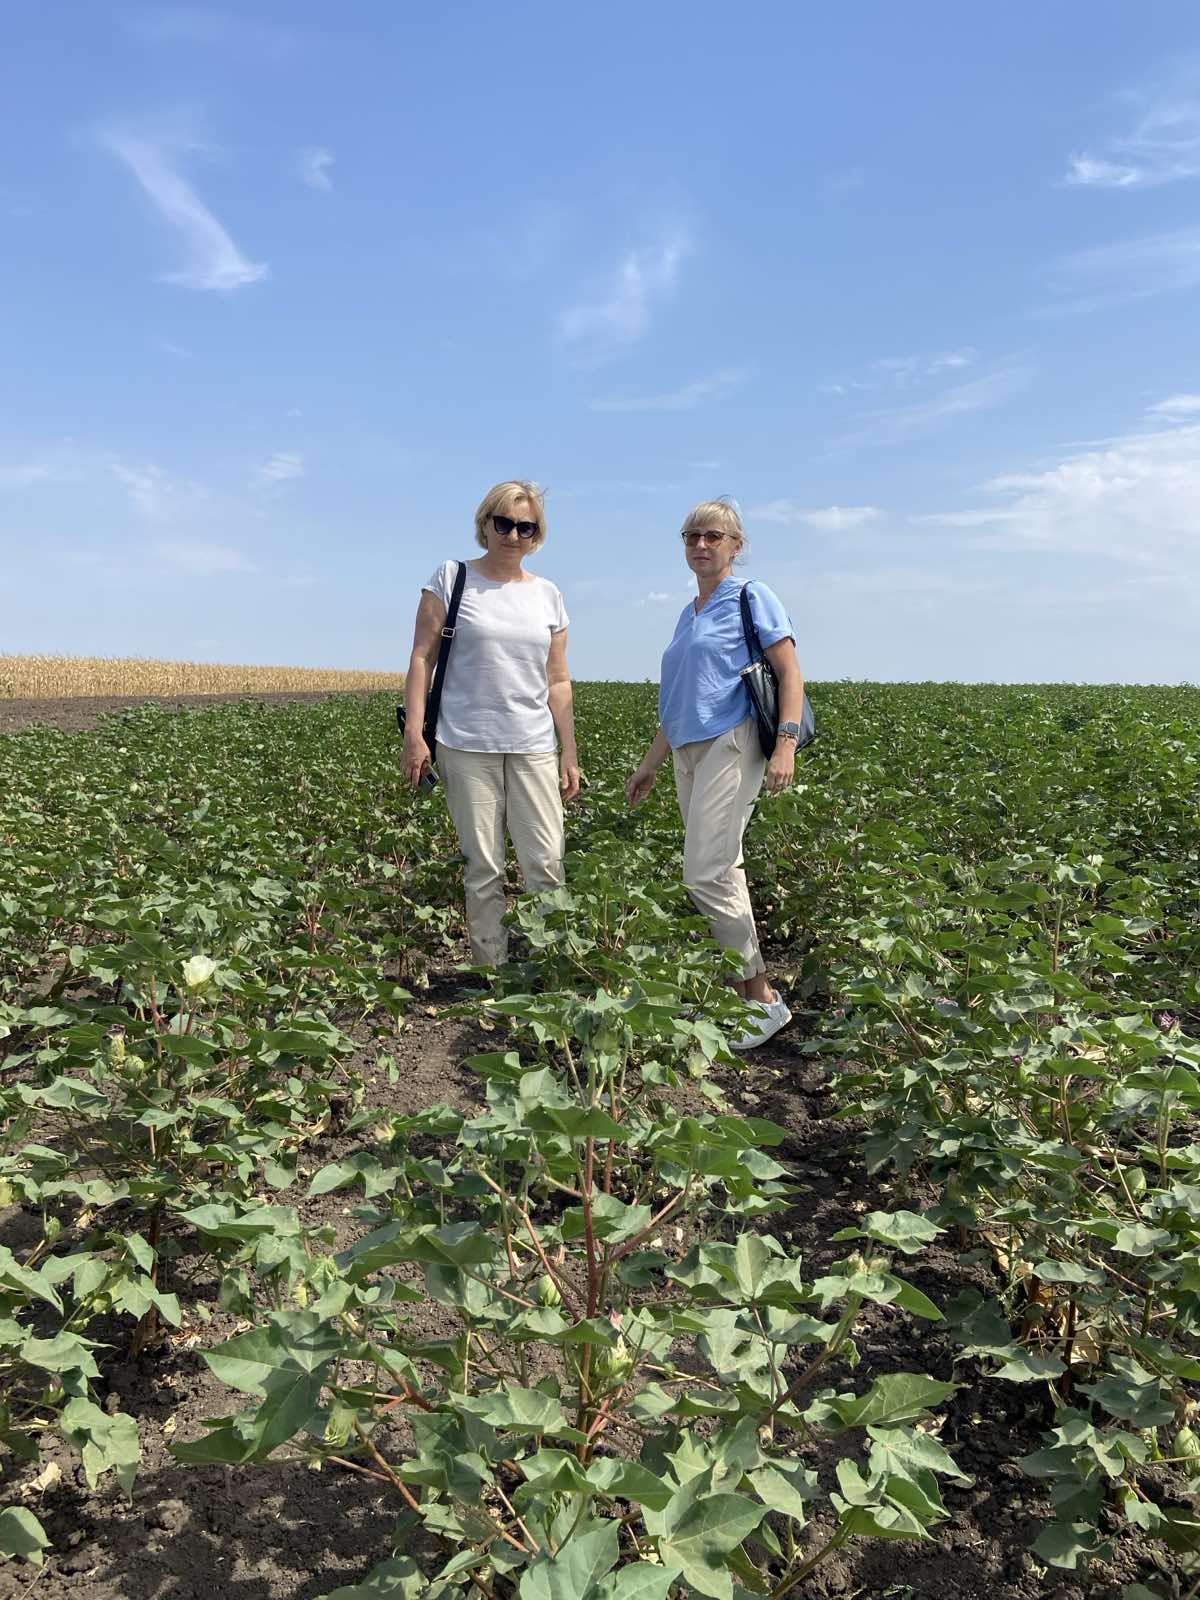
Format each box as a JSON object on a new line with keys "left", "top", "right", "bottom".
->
{"left": 436, "top": 745, "right": 565, "bottom": 966}
{"left": 672, "top": 717, "right": 766, "bottom": 980}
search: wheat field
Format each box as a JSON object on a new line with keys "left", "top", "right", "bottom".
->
{"left": 0, "top": 655, "right": 405, "bottom": 699}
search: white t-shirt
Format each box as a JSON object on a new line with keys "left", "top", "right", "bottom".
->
{"left": 421, "top": 560, "right": 569, "bottom": 753}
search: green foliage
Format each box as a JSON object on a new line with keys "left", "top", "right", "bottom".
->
{"left": 1, "top": 682, "right": 1198, "bottom": 1587}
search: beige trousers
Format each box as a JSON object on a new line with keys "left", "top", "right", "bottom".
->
{"left": 672, "top": 716, "right": 766, "bottom": 980}
{"left": 436, "top": 744, "right": 565, "bottom": 966}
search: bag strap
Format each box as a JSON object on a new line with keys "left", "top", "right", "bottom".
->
{"left": 739, "top": 582, "right": 764, "bottom": 664}
{"left": 423, "top": 560, "right": 468, "bottom": 743}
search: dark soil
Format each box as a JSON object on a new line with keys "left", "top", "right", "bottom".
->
{"left": 0, "top": 969, "right": 1180, "bottom": 1600}
{"left": 0, "top": 692, "right": 377, "bottom": 736}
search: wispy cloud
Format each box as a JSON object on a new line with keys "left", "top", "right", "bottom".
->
{"left": 589, "top": 367, "right": 746, "bottom": 413}
{"left": 1045, "top": 226, "right": 1200, "bottom": 312}
{"left": 110, "top": 460, "right": 180, "bottom": 520}
{"left": 635, "top": 590, "right": 675, "bottom": 607}
{"left": 1148, "top": 393, "right": 1200, "bottom": 417}
{"left": 300, "top": 146, "right": 334, "bottom": 192}
{"left": 917, "top": 413, "right": 1200, "bottom": 568}
{"left": 152, "top": 539, "right": 257, "bottom": 576}
{"left": 261, "top": 452, "right": 305, "bottom": 484}
{"left": 1064, "top": 73, "right": 1200, "bottom": 189}
{"left": 836, "top": 366, "right": 1031, "bottom": 446}
{"left": 749, "top": 502, "right": 881, "bottom": 531}
{"left": 559, "top": 230, "right": 692, "bottom": 364}
{"left": 822, "top": 349, "right": 975, "bottom": 397}
{"left": 99, "top": 127, "right": 267, "bottom": 292}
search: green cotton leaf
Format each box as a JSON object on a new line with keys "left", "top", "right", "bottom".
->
{"left": 1079, "top": 1366, "right": 1175, "bottom": 1428}
{"left": 123, "top": 1233, "right": 156, "bottom": 1275}
{"left": 525, "top": 1105, "right": 630, "bottom": 1141}
{"left": 994, "top": 1351, "right": 1067, "bottom": 1383}
{"left": 203, "top": 1312, "right": 345, "bottom": 1395}
{"left": 0, "top": 1245, "right": 62, "bottom": 1311}
{"left": 457, "top": 1382, "right": 568, "bottom": 1435}
{"left": 159, "top": 1032, "right": 219, "bottom": 1062}
{"left": 245, "top": 1371, "right": 325, "bottom": 1457}
{"left": 515, "top": 1448, "right": 589, "bottom": 1502}
{"left": 0, "top": 1506, "right": 50, "bottom": 1565}
{"left": 586, "top": 1457, "right": 673, "bottom": 1511}
{"left": 182, "top": 1202, "right": 299, "bottom": 1243}
{"left": 308, "top": 1154, "right": 395, "bottom": 1199}
{"left": 866, "top": 1425, "right": 972, "bottom": 1484}
{"left": 747, "top": 1461, "right": 821, "bottom": 1519}
{"left": 21, "top": 1330, "right": 100, "bottom": 1379}
{"left": 1033, "top": 1519, "right": 1111, "bottom": 1569}
{"left": 594, "top": 1566, "right": 676, "bottom": 1600}
{"left": 519, "top": 1521, "right": 620, "bottom": 1600}
{"left": 828, "top": 1373, "right": 958, "bottom": 1430}
{"left": 59, "top": 1398, "right": 140, "bottom": 1495}
{"left": 1113, "top": 1224, "right": 1174, "bottom": 1257}
{"left": 170, "top": 1414, "right": 264, "bottom": 1466}
{"left": 655, "top": 1482, "right": 763, "bottom": 1600}
{"left": 315, "top": 1557, "right": 427, "bottom": 1599}
{"left": 888, "top": 1278, "right": 944, "bottom": 1321}
{"left": 252, "top": 1024, "right": 340, "bottom": 1058}
{"left": 562, "top": 1192, "right": 653, "bottom": 1244}
{"left": 858, "top": 1210, "right": 943, "bottom": 1256}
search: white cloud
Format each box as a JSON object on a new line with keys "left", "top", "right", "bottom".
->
{"left": 99, "top": 127, "right": 268, "bottom": 292}
{"left": 589, "top": 368, "right": 746, "bottom": 413}
{"left": 635, "top": 590, "right": 674, "bottom": 607}
{"left": 559, "top": 230, "right": 691, "bottom": 363}
{"left": 1148, "top": 394, "right": 1200, "bottom": 417}
{"left": 1045, "top": 226, "right": 1200, "bottom": 312}
{"left": 300, "top": 146, "right": 334, "bottom": 192}
{"left": 110, "top": 461, "right": 179, "bottom": 520}
{"left": 749, "top": 502, "right": 881, "bottom": 531}
{"left": 838, "top": 367, "right": 1031, "bottom": 445}
{"left": 823, "top": 349, "right": 975, "bottom": 396}
{"left": 925, "top": 415, "right": 1200, "bottom": 568}
{"left": 1065, "top": 155, "right": 1144, "bottom": 189}
{"left": 261, "top": 452, "right": 305, "bottom": 483}
{"left": 151, "top": 539, "right": 257, "bottom": 576}
{"left": 1064, "top": 76, "right": 1200, "bottom": 189}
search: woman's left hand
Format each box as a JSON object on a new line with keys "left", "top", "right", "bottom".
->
{"left": 560, "top": 758, "right": 582, "bottom": 802}
{"left": 764, "top": 743, "right": 796, "bottom": 794}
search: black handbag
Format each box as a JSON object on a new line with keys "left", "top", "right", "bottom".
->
{"left": 396, "top": 560, "right": 468, "bottom": 788}
{"left": 738, "top": 582, "right": 816, "bottom": 760}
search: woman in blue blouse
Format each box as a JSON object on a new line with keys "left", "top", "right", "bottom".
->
{"left": 626, "top": 498, "right": 806, "bottom": 1050}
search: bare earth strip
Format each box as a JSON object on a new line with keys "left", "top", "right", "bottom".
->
{"left": 0, "top": 691, "right": 381, "bottom": 736}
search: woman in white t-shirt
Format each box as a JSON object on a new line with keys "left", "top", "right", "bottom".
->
{"left": 403, "top": 481, "right": 580, "bottom": 967}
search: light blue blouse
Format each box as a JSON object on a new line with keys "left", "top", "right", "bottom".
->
{"left": 659, "top": 577, "right": 795, "bottom": 748}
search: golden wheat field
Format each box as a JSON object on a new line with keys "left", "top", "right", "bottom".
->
{"left": 0, "top": 655, "right": 405, "bottom": 699}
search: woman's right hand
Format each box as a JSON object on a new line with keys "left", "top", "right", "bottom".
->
{"left": 404, "top": 735, "right": 432, "bottom": 788}
{"left": 626, "top": 764, "right": 656, "bottom": 807}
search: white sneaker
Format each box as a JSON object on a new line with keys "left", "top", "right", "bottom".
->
{"left": 728, "top": 992, "right": 792, "bottom": 1052}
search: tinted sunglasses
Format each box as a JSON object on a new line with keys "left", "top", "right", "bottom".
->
{"left": 492, "top": 514, "right": 539, "bottom": 539}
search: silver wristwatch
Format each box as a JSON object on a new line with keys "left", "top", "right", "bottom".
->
{"left": 777, "top": 721, "right": 803, "bottom": 743}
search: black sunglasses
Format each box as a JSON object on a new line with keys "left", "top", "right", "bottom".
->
{"left": 492, "top": 514, "right": 539, "bottom": 539}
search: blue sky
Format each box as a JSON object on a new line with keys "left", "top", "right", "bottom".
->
{"left": 3, "top": 3, "right": 1200, "bottom": 683}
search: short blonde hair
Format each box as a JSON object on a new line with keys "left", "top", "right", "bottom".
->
{"left": 680, "top": 496, "right": 747, "bottom": 561}
{"left": 474, "top": 481, "right": 547, "bottom": 551}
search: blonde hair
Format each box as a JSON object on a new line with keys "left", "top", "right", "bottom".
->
{"left": 680, "top": 496, "right": 747, "bottom": 562}
{"left": 474, "top": 481, "right": 547, "bottom": 551}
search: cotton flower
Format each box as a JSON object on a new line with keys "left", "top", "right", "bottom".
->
{"left": 183, "top": 955, "right": 217, "bottom": 990}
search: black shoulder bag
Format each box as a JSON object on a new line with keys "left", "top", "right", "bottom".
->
{"left": 739, "top": 581, "right": 816, "bottom": 760}
{"left": 396, "top": 560, "right": 467, "bottom": 789}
